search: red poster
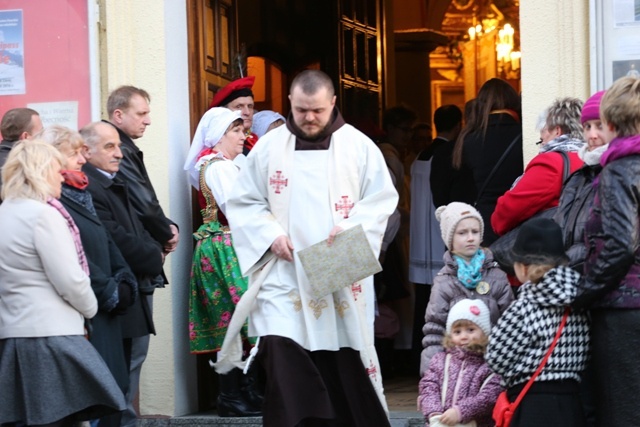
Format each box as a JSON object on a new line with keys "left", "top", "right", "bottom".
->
{"left": 0, "top": 0, "right": 91, "bottom": 129}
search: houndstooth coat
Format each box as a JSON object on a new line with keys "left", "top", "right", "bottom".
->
{"left": 485, "top": 265, "right": 590, "bottom": 389}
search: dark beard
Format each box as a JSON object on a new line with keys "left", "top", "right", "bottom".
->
{"left": 290, "top": 119, "right": 332, "bottom": 142}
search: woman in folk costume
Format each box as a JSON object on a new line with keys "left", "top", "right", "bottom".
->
{"left": 0, "top": 140, "right": 125, "bottom": 427}
{"left": 183, "top": 107, "right": 260, "bottom": 417}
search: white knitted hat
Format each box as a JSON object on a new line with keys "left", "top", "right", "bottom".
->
{"left": 435, "top": 202, "right": 484, "bottom": 250}
{"left": 446, "top": 299, "right": 491, "bottom": 337}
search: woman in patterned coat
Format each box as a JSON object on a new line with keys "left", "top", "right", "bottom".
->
{"left": 184, "top": 107, "right": 260, "bottom": 417}
{"left": 486, "top": 218, "right": 589, "bottom": 427}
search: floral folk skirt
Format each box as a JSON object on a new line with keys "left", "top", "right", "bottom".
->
{"left": 189, "top": 222, "right": 250, "bottom": 353}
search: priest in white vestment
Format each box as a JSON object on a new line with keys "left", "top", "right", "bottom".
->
{"left": 226, "top": 70, "right": 398, "bottom": 426}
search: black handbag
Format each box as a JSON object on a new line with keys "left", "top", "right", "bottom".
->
{"left": 489, "top": 151, "right": 570, "bottom": 275}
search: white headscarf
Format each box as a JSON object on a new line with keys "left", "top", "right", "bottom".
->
{"left": 184, "top": 108, "right": 242, "bottom": 189}
{"left": 252, "top": 110, "right": 285, "bottom": 138}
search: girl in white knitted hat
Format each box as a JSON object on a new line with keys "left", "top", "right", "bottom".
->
{"left": 419, "top": 299, "right": 502, "bottom": 427}
{"left": 420, "top": 202, "right": 513, "bottom": 375}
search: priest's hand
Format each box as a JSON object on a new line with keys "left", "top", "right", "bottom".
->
{"left": 271, "top": 235, "right": 294, "bottom": 262}
{"left": 327, "top": 226, "right": 344, "bottom": 246}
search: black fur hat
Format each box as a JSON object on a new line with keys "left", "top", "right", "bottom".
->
{"left": 512, "top": 217, "right": 569, "bottom": 264}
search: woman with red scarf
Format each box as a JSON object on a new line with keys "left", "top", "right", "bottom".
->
{"left": 37, "top": 125, "right": 136, "bottom": 427}
{"left": 0, "top": 140, "right": 125, "bottom": 427}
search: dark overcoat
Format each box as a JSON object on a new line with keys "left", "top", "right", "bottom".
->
{"left": 60, "top": 185, "right": 136, "bottom": 393}
{"left": 83, "top": 163, "right": 164, "bottom": 338}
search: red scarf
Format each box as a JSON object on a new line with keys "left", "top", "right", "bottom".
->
{"left": 61, "top": 170, "right": 89, "bottom": 190}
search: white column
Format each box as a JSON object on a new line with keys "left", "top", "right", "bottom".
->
{"left": 520, "top": 0, "right": 590, "bottom": 162}
{"left": 99, "top": 0, "right": 195, "bottom": 417}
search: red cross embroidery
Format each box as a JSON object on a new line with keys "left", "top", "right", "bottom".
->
{"left": 351, "top": 283, "right": 362, "bottom": 301}
{"left": 366, "top": 360, "right": 378, "bottom": 381}
{"left": 269, "top": 170, "right": 288, "bottom": 194}
{"left": 334, "top": 195, "right": 354, "bottom": 218}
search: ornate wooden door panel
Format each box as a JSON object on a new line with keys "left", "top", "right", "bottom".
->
{"left": 338, "top": 0, "right": 384, "bottom": 128}
{"left": 187, "top": 0, "right": 239, "bottom": 135}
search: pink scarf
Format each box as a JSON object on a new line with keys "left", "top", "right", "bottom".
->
{"left": 47, "top": 197, "right": 90, "bottom": 275}
{"left": 600, "top": 134, "right": 640, "bottom": 166}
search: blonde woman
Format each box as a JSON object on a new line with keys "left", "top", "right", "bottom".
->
{"left": 0, "top": 140, "right": 125, "bottom": 427}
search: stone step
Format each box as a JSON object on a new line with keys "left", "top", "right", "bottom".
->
{"left": 138, "top": 411, "right": 424, "bottom": 426}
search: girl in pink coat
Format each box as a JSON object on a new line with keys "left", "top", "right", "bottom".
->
{"left": 418, "top": 299, "right": 502, "bottom": 427}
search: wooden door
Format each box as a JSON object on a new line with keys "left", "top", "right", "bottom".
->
{"left": 186, "top": 0, "right": 241, "bottom": 411}
{"left": 187, "top": 0, "right": 241, "bottom": 135}
{"left": 337, "top": 0, "right": 385, "bottom": 130}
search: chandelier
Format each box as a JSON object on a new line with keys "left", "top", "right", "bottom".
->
{"left": 496, "top": 23, "right": 521, "bottom": 78}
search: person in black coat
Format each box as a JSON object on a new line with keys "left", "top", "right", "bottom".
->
{"left": 103, "top": 86, "right": 178, "bottom": 254}
{"left": 429, "top": 104, "right": 474, "bottom": 208}
{"left": 80, "top": 121, "right": 165, "bottom": 425}
{"left": 452, "top": 79, "right": 523, "bottom": 245}
{"left": 37, "top": 124, "right": 137, "bottom": 427}
{"left": 104, "top": 86, "right": 176, "bottom": 427}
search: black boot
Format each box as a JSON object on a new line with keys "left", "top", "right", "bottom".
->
{"left": 217, "top": 368, "right": 262, "bottom": 417}
{"left": 240, "top": 365, "right": 264, "bottom": 410}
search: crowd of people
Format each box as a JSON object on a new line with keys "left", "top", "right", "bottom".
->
{"left": 0, "top": 87, "right": 178, "bottom": 427}
{"left": 1, "top": 69, "right": 640, "bottom": 427}
{"left": 413, "top": 76, "right": 640, "bottom": 427}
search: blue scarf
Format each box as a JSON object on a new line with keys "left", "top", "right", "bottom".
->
{"left": 454, "top": 249, "right": 485, "bottom": 290}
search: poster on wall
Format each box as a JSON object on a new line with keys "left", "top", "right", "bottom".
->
{"left": 613, "top": 0, "right": 640, "bottom": 27}
{"left": 27, "top": 101, "right": 78, "bottom": 129}
{"left": 0, "top": 0, "right": 91, "bottom": 130}
{"left": 0, "top": 9, "right": 25, "bottom": 95}
{"left": 591, "top": 0, "right": 640, "bottom": 90}
{"left": 613, "top": 59, "right": 640, "bottom": 81}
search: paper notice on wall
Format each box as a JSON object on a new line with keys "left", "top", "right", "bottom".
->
{"left": 27, "top": 101, "right": 79, "bottom": 130}
{"left": 613, "top": 0, "right": 640, "bottom": 27}
{"left": 0, "top": 9, "right": 25, "bottom": 95}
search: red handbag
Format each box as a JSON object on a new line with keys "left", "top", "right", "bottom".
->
{"left": 492, "top": 307, "right": 570, "bottom": 427}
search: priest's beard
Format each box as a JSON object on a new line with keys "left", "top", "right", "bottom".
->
{"left": 292, "top": 119, "right": 333, "bottom": 141}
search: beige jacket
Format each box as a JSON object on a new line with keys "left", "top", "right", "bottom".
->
{"left": 0, "top": 198, "right": 95, "bottom": 339}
